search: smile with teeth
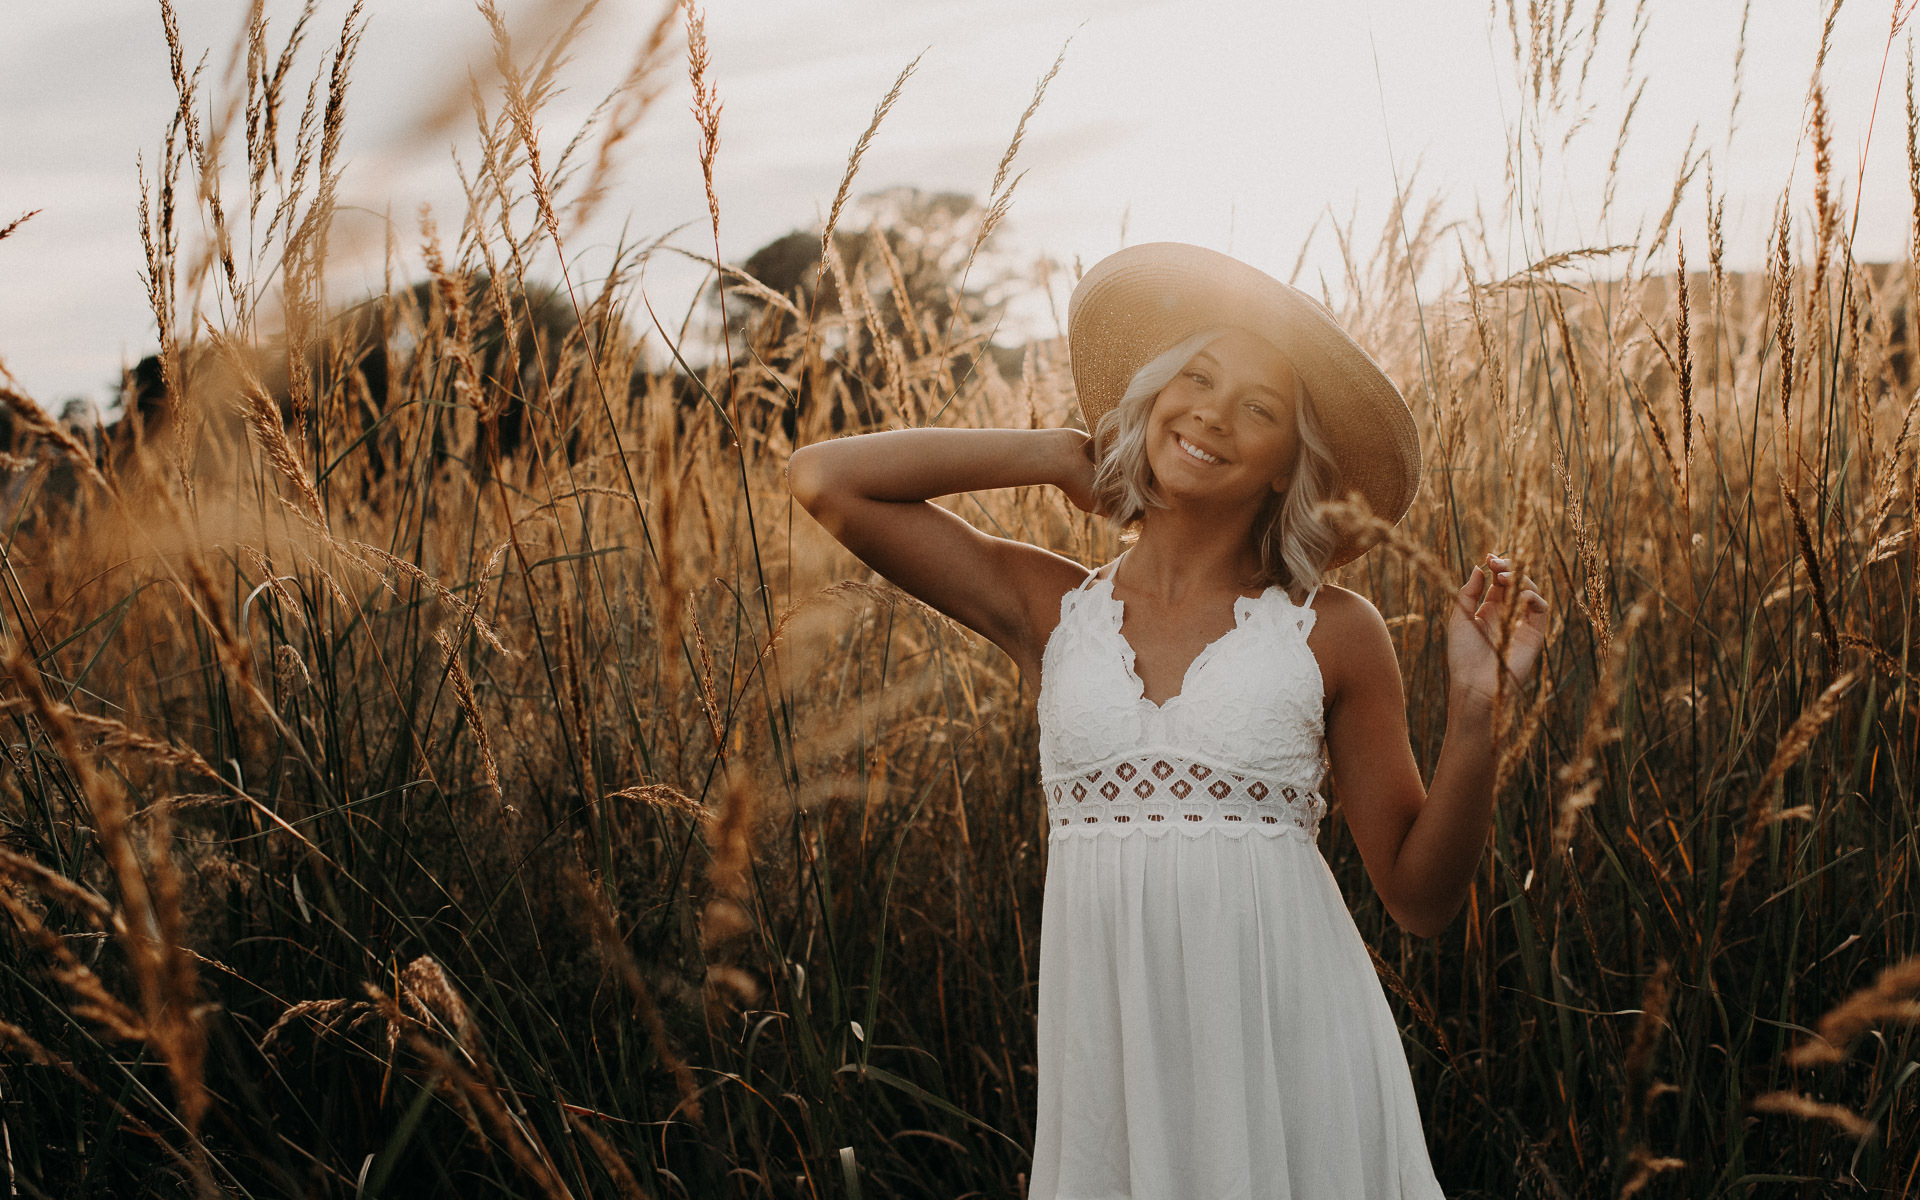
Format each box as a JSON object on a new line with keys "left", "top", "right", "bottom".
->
{"left": 1176, "top": 434, "right": 1223, "bottom": 465}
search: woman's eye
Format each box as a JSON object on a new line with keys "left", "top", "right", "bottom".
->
{"left": 1187, "top": 371, "right": 1209, "bottom": 386}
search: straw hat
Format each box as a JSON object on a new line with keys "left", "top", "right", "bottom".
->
{"left": 1067, "top": 241, "right": 1421, "bottom": 569}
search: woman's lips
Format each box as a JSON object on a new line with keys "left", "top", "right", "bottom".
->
{"left": 1175, "top": 433, "right": 1223, "bottom": 465}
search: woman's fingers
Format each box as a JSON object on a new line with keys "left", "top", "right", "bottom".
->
{"left": 1464, "top": 557, "right": 1552, "bottom": 641}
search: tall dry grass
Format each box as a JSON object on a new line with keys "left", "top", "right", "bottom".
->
{"left": 0, "top": 1, "right": 1917, "bottom": 1197}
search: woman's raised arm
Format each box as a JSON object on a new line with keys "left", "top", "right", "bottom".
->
{"left": 786, "top": 427, "right": 1097, "bottom": 677}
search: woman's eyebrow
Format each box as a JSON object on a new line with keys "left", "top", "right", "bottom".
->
{"left": 1190, "top": 351, "right": 1286, "bottom": 399}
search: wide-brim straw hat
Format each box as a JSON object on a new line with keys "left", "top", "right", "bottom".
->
{"left": 1067, "top": 241, "right": 1421, "bottom": 570}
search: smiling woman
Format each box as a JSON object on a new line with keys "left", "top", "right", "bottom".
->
{"left": 1089, "top": 324, "right": 1342, "bottom": 593}
{"left": 787, "top": 240, "right": 1550, "bottom": 1198}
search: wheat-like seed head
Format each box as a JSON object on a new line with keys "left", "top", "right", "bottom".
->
{"left": 1751, "top": 1091, "right": 1876, "bottom": 1139}
{"left": 1784, "top": 955, "right": 1920, "bottom": 1066}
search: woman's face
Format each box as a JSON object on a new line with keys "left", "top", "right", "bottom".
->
{"left": 1144, "top": 329, "right": 1302, "bottom": 509}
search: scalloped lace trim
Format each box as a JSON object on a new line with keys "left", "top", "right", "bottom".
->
{"left": 1044, "top": 753, "right": 1325, "bottom": 843}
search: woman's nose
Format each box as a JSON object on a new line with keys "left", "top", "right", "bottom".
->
{"left": 1191, "top": 390, "right": 1230, "bottom": 429}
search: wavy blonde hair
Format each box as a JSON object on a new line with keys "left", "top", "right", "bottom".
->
{"left": 1089, "top": 328, "right": 1341, "bottom": 592}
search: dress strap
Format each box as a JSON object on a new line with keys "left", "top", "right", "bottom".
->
{"left": 1073, "top": 549, "right": 1128, "bottom": 594}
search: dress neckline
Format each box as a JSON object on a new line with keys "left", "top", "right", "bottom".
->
{"left": 1088, "top": 574, "right": 1280, "bottom": 712}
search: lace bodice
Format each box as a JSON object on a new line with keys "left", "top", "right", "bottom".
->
{"left": 1037, "top": 566, "right": 1328, "bottom": 842}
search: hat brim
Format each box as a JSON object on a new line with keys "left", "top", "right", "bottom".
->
{"left": 1067, "top": 242, "right": 1421, "bottom": 570}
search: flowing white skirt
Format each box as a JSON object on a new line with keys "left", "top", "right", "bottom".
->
{"left": 1029, "top": 829, "right": 1447, "bottom": 1200}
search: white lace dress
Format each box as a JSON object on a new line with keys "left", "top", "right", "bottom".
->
{"left": 1029, "top": 564, "right": 1446, "bottom": 1200}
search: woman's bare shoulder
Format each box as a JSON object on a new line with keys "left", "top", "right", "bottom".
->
{"left": 1303, "top": 583, "right": 1399, "bottom": 698}
{"left": 1305, "top": 582, "right": 1386, "bottom": 630}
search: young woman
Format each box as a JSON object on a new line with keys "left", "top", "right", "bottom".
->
{"left": 786, "top": 242, "right": 1549, "bottom": 1199}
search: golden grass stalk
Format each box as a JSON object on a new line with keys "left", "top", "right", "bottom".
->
{"left": 156, "top": 0, "right": 241, "bottom": 323}
{"left": 1632, "top": 306, "right": 1682, "bottom": 500}
{"left": 1784, "top": 955, "right": 1920, "bottom": 1066}
{"left": 354, "top": 540, "right": 510, "bottom": 654}
{"left": 0, "top": 208, "right": 39, "bottom": 243}
{"left": 820, "top": 53, "right": 924, "bottom": 281}
{"left": 0, "top": 1018, "right": 83, "bottom": 1077}
{"left": 255, "top": 997, "right": 371, "bottom": 1057}
{"left": 562, "top": 2, "right": 680, "bottom": 236}
{"left": 1363, "top": 940, "right": 1460, "bottom": 1068}
{"left": 420, "top": 211, "right": 485, "bottom": 413}
{"left": 1779, "top": 480, "right": 1840, "bottom": 653}
{"left": 669, "top": 248, "right": 807, "bottom": 323}
{"left": 704, "top": 763, "right": 757, "bottom": 903}
{"left": 436, "top": 626, "right": 502, "bottom": 801}
{"left": 1617, "top": 960, "right": 1673, "bottom": 1140}
{"left": 3, "top": 642, "right": 208, "bottom": 1134}
{"left": 683, "top": 1, "right": 725, "bottom": 316}
{"left": 398, "top": 954, "right": 475, "bottom": 1050}
{"left": 872, "top": 224, "right": 929, "bottom": 359}
{"left": 0, "top": 887, "right": 146, "bottom": 1043}
{"left": 1674, "top": 234, "right": 1695, "bottom": 479}
{"left": 573, "top": 873, "right": 702, "bottom": 1120}
{"left": 273, "top": 643, "right": 312, "bottom": 695}
{"left": 1720, "top": 669, "right": 1859, "bottom": 907}
{"left": 1615, "top": 961, "right": 1683, "bottom": 1197}
{"left": 1812, "top": 84, "right": 1837, "bottom": 303}
{"left": 1554, "top": 602, "right": 1648, "bottom": 851}
{"left": 1599, "top": 77, "right": 1646, "bottom": 224}
{"left": 1909, "top": 45, "right": 1919, "bottom": 359}
{"left": 1464, "top": 262, "right": 1514, "bottom": 460}
{"left": 555, "top": 596, "right": 598, "bottom": 807}
{"left": 939, "top": 35, "right": 1072, "bottom": 366}
{"left": 0, "top": 386, "right": 110, "bottom": 493}
{"left": 1638, "top": 132, "right": 1701, "bottom": 271}
{"left": 1706, "top": 166, "right": 1728, "bottom": 313}
{"left": 1727, "top": 0, "right": 1752, "bottom": 144}
{"left": 1481, "top": 245, "right": 1634, "bottom": 294}
{"left": 0, "top": 697, "right": 220, "bottom": 780}
{"left": 1772, "top": 201, "right": 1797, "bottom": 461}
{"left": 0, "top": 847, "right": 116, "bottom": 926}
{"left": 564, "top": 1110, "right": 650, "bottom": 1200}
{"left": 605, "top": 783, "right": 704, "bottom": 818}
{"left": 281, "top": 0, "right": 368, "bottom": 436}
{"left": 368, "top": 981, "right": 576, "bottom": 1200}
{"left": 1551, "top": 450, "right": 1611, "bottom": 656}
{"left": 1618, "top": 1148, "right": 1688, "bottom": 1199}
{"left": 1750, "top": 1091, "right": 1876, "bottom": 1139}
{"left": 478, "top": 0, "right": 568, "bottom": 253}
{"left": 686, "top": 594, "right": 725, "bottom": 754}
{"left": 209, "top": 329, "right": 327, "bottom": 521}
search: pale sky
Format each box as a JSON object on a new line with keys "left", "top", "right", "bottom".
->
{"left": 1, "top": 0, "right": 1910, "bottom": 408}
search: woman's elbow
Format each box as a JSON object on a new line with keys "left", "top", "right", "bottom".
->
{"left": 1388, "top": 896, "right": 1460, "bottom": 940}
{"left": 1393, "top": 912, "right": 1448, "bottom": 940}
{"left": 785, "top": 445, "right": 828, "bottom": 511}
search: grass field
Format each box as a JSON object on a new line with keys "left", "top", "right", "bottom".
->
{"left": 1, "top": 1, "right": 1917, "bottom": 1196}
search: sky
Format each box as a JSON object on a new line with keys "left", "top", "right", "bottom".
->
{"left": 2, "top": 0, "right": 1912, "bottom": 410}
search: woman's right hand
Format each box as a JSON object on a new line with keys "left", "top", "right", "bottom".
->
{"left": 1053, "top": 427, "right": 1101, "bottom": 515}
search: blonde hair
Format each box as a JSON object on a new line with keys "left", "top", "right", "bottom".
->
{"left": 1089, "top": 328, "right": 1341, "bottom": 592}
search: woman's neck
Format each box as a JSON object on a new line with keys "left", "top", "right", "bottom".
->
{"left": 1120, "top": 508, "right": 1268, "bottom": 601}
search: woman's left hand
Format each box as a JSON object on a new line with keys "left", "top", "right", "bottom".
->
{"left": 1447, "top": 553, "right": 1550, "bottom": 708}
